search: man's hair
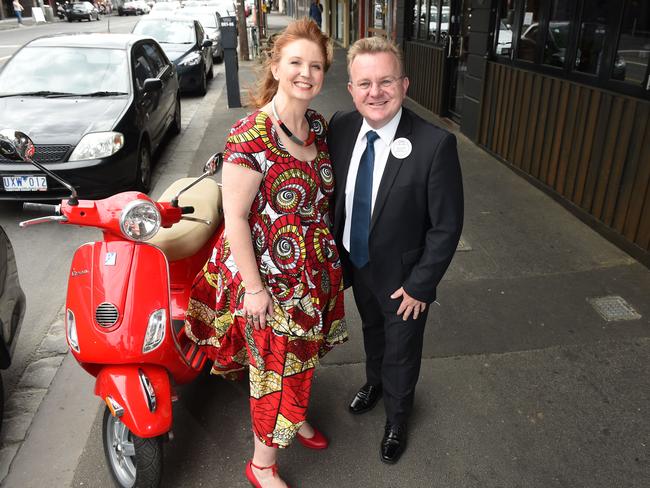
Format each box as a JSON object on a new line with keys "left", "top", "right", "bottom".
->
{"left": 347, "top": 37, "right": 404, "bottom": 78}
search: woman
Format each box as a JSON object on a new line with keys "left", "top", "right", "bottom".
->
{"left": 185, "top": 19, "right": 347, "bottom": 488}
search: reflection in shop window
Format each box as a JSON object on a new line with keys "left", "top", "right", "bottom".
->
{"left": 428, "top": 1, "right": 439, "bottom": 40}
{"left": 614, "top": 0, "right": 650, "bottom": 85}
{"left": 574, "top": 0, "right": 610, "bottom": 76}
{"left": 440, "top": 0, "right": 450, "bottom": 39}
{"left": 517, "top": 0, "right": 544, "bottom": 62}
{"left": 496, "top": 0, "right": 515, "bottom": 56}
{"left": 543, "top": 0, "right": 573, "bottom": 68}
{"left": 412, "top": 0, "right": 420, "bottom": 38}
{"left": 418, "top": 0, "right": 427, "bottom": 39}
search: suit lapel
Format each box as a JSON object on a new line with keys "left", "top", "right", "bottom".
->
{"left": 370, "top": 110, "right": 412, "bottom": 232}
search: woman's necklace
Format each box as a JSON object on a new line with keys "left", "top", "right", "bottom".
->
{"left": 271, "top": 97, "right": 316, "bottom": 147}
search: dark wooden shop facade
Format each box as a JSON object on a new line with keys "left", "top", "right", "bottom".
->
{"left": 400, "top": 0, "right": 650, "bottom": 265}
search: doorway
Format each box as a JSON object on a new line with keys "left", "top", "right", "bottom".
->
{"left": 446, "top": 0, "right": 471, "bottom": 122}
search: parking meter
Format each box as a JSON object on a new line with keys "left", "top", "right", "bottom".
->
{"left": 221, "top": 16, "right": 241, "bottom": 108}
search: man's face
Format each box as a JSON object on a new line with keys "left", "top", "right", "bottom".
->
{"left": 347, "top": 52, "right": 409, "bottom": 129}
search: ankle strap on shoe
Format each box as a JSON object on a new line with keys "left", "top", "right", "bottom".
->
{"left": 250, "top": 461, "right": 278, "bottom": 475}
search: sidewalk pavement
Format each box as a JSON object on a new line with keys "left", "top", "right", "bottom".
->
{"left": 5, "top": 12, "right": 650, "bottom": 488}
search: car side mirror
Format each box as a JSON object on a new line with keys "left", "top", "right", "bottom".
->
{"left": 203, "top": 153, "right": 223, "bottom": 175}
{"left": 142, "top": 78, "right": 163, "bottom": 93}
{"left": 202, "top": 39, "right": 213, "bottom": 48}
{"left": 0, "top": 129, "right": 35, "bottom": 162}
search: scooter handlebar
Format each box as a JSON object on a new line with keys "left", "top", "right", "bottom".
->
{"left": 23, "top": 202, "right": 60, "bottom": 216}
{"left": 180, "top": 206, "right": 194, "bottom": 215}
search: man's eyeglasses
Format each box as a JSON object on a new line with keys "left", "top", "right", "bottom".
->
{"left": 348, "top": 76, "right": 404, "bottom": 91}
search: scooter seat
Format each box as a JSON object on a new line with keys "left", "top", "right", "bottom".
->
{"left": 149, "top": 177, "right": 222, "bottom": 262}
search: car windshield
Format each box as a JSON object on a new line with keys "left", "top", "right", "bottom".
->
{"left": 152, "top": 3, "right": 176, "bottom": 10}
{"left": 179, "top": 10, "right": 216, "bottom": 29}
{"left": 0, "top": 46, "right": 129, "bottom": 96}
{"left": 133, "top": 21, "right": 195, "bottom": 44}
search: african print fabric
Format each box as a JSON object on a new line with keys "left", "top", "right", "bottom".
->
{"left": 185, "top": 109, "right": 348, "bottom": 448}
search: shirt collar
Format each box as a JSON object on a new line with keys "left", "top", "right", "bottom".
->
{"left": 358, "top": 108, "right": 403, "bottom": 145}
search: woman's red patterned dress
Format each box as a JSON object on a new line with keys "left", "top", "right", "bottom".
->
{"left": 185, "top": 109, "right": 348, "bottom": 448}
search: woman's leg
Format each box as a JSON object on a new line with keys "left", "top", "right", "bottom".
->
{"left": 250, "top": 436, "right": 288, "bottom": 488}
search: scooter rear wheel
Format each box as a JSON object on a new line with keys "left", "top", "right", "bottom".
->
{"left": 102, "top": 407, "right": 164, "bottom": 488}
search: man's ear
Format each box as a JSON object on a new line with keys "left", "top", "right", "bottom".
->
{"left": 347, "top": 82, "right": 353, "bottom": 96}
{"left": 402, "top": 76, "right": 410, "bottom": 96}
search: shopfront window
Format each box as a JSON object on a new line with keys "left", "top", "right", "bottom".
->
{"left": 496, "top": 0, "right": 515, "bottom": 56}
{"left": 517, "top": 0, "right": 544, "bottom": 62}
{"left": 439, "top": 0, "right": 450, "bottom": 40}
{"left": 411, "top": 0, "right": 420, "bottom": 37}
{"left": 543, "top": 0, "right": 574, "bottom": 68}
{"left": 614, "top": 0, "right": 650, "bottom": 86}
{"left": 574, "top": 0, "right": 610, "bottom": 76}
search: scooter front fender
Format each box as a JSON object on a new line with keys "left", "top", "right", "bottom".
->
{"left": 95, "top": 364, "right": 172, "bottom": 438}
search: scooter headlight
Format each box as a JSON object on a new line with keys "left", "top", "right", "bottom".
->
{"left": 120, "top": 200, "right": 161, "bottom": 242}
{"left": 143, "top": 309, "right": 166, "bottom": 353}
{"left": 66, "top": 308, "right": 80, "bottom": 352}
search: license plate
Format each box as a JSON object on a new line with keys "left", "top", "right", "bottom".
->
{"left": 2, "top": 175, "right": 48, "bottom": 192}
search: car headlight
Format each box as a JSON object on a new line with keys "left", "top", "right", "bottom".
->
{"left": 69, "top": 132, "right": 124, "bottom": 161}
{"left": 179, "top": 52, "right": 202, "bottom": 67}
{"left": 119, "top": 199, "right": 161, "bottom": 241}
{"left": 66, "top": 308, "right": 80, "bottom": 352}
{"left": 143, "top": 309, "right": 166, "bottom": 353}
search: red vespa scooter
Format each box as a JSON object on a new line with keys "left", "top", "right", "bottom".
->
{"left": 0, "top": 130, "right": 223, "bottom": 488}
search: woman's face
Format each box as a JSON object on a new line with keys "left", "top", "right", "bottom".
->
{"left": 272, "top": 38, "right": 325, "bottom": 103}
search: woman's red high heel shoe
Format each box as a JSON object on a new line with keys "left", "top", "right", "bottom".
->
{"left": 245, "top": 460, "right": 291, "bottom": 488}
{"left": 296, "top": 426, "right": 329, "bottom": 450}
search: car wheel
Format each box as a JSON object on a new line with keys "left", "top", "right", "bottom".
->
{"left": 215, "top": 50, "right": 224, "bottom": 64}
{"left": 170, "top": 97, "right": 181, "bottom": 136}
{"left": 197, "top": 70, "right": 207, "bottom": 96}
{"left": 102, "top": 407, "right": 163, "bottom": 488}
{"left": 136, "top": 141, "right": 152, "bottom": 193}
{"left": 67, "top": 17, "right": 72, "bottom": 22}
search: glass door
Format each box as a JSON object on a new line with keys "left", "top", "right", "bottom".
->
{"left": 368, "top": 0, "right": 389, "bottom": 37}
{"left": 446, "top": 0, "right": 471, "bottom": 121}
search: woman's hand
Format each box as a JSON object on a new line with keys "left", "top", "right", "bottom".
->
{"left": 243, "top": 289, "right": 275, "bottom": 330}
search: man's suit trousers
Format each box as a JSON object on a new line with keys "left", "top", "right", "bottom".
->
{"left": 350, "top": 263, "right": 428, "bottom": 426}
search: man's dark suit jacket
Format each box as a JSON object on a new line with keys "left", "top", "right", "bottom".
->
{"left": 329, "top": 107, "right": 464, "bottom": 312}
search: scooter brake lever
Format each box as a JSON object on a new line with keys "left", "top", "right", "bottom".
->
{"left": 181, "top": 216, "right": 212, "bottom": 225}
{"left": 19, "top": 215, "right": 68, "bottom": 228}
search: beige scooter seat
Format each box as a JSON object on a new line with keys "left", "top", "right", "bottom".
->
{"left": 149, "top": 177, "right": 222, "bottom": 262}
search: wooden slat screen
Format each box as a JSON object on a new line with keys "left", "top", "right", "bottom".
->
{"left": 403, "top": 42, "right": 445, "bottom": 115}
{"left": 480, "top": 62, "right": 650, "bottom": 259}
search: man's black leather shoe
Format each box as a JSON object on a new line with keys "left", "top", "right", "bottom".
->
{"left": 380, "top": 421, "right": 407, "bottom": 464}
{"left": 348, "top": 384, "right": 382, "bottom": 414}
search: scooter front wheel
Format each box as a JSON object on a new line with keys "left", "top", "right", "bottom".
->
{"left": 102, "top": 407, "right": 164, "bottom": 488}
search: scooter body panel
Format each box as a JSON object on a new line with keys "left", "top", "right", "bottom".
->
{"left": 66, "top": 241, "right": 198, "bottom": 380}
{"left": 95, "top": 364, "right": 172, "bottom": 438}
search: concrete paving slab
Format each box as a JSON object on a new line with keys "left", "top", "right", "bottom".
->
{"left": 70, "top": 338, "right": 649, "bottom": 488}
{"left": 17, "top": 356, "right": 64, "bottom": 390}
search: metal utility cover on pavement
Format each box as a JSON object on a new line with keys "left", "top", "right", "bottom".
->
{"left": 587, "top": 295, "right": 642, "bottom": 322}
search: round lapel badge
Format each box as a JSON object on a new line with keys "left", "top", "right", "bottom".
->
{"left": 390, "top": 138, "right": 412, "bottom": 159}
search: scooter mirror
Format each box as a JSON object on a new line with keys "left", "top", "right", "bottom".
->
{"left": 203, "top": 153, "right": 223, "bottom": 176}
{"left": 0, "top": 130, "right": 35, "bottom": 162}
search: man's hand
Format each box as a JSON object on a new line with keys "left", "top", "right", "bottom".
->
{"left": 391, "top": 287, "right": 427, "bottom": 321}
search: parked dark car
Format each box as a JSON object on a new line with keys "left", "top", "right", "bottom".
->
{"left": 67, "top": 1, "right": 101, "bottom": 21}
{"left": 119, "top": 0, "right": 150, "bottom": 16}
{"left": 0, "top": 33, "right": 181, "bottom": 199}
{"left": 132, "top": 18, "right": 214, "bottom": 95}
{"left": 0, "top": 225, "right": 25, "bottom": 426}
{"left": 177, "top": 7, "right": 224, "bottom": 63}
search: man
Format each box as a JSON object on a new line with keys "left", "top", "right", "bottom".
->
{"left": 328, "top": 37, "right": 463, "bottom": 464}
{"left": 308, "top": 0, "right": 322, "bottom": 28}
{"left": 13, "top": 0, "right": 24, "bottom": 26}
